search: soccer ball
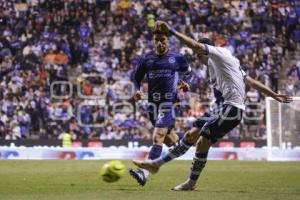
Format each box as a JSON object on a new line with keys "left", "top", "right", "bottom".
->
{"left": 100, "top": 160, "right": 126, "bottom": 183}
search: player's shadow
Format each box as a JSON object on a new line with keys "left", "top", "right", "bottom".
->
{"left": 203, "top": 189, "right": 299, "bottom": 196}
{"left": 114, "top": 185, "right": 165, "bottom": 192}
{"left": 115, "top": 188, "right": 144, "bottom": 191}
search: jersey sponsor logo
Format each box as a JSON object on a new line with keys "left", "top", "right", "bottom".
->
{"left": 149, "top": 69, "right": 173, "bottom": 79}
{"left": 146, "top": 60, "right": 154, "bottom": 66}
{"left": 168, "top": 57, "right": 175, "bottom": 64}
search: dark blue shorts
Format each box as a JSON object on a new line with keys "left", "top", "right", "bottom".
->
{"left": 148, "top": 103, "right": 175, "bottom": 128}
{"left": 193, "top": 104, "right": 243, "bottom": 143}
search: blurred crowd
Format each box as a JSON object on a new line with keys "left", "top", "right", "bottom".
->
{"left": 0, "top": 0, "right": 299, "bottom": 141}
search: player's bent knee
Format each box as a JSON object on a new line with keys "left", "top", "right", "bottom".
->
{"left": 163, "top": 136, "right": 178, "bottom": 147}
{"left": 153, "top": 129, "right": 167, "bottom": 144}
{"left": 197, "top": 136, "right": 211, "bottom": 146}
{"left": 201, "top": 129, "right": 225, "bottom": 144}
{"left": 164, "top": 140, "right": 175, "bottom": 147}
{"left": 153, "top": 134, "right": 164, "bottom": 144}
{"left": 195, "top": 136, "right": 211, "bottom": 152}
{"left": 185, "top": 128, "right": 200, "bottom": 144}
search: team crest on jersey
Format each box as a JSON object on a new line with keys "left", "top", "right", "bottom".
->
{"left": 168, "top": 57, "right": 175, "bottom": 64}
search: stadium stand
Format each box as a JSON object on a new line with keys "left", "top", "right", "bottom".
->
{"left": 0, "top": 0, "right": 299, "bottom": 141}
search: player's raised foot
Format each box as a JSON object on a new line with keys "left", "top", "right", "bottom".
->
{"left": 129, "top": 168, "right": 147, "bottom": 186}
{"left": 132, "top": 160, "right": 159, "bottom": 174}
{"left": 171, "top": 181, "right": 198, "bottom": 191}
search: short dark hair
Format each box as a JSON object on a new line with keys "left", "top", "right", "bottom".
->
{"left": 198, "top": 38, "right": 215, "bottom": 46}
{"left": 153, "top": 23, "right": 169, "bottom": 36}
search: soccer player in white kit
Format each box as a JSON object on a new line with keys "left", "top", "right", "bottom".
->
{"left": 133, "top": 21, "right": 293, "bottom": 191}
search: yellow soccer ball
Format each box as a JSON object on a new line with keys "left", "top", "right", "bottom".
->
{"left": 100, "top": 160, "right": 126, "bottom": 183}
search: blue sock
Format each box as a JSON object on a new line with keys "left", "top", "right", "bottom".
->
{"left": 142, "top": 144, "right": 162, "bottom": 178}
{"left": 148, "top": 144, "right": 163, "bottom": 160}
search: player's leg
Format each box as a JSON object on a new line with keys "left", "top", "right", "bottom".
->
{"left": 133, "top": 111, "right": 209, "bottom": 169}
{"left": 139, "top": 111, "right": 177, "bottom": 177}
{"left": 172, "top": 105, "right": 243, "bottom": 191}
{"left": 130, "top": 106, "right": 175, "bottom": 185}
{"left": 159, "top": 115, "right": 209, "bottom": 164}
{"left": 149, "top": 127, "right": 170, "bottom": 161}
{"left": 133, "top": 115, "right": 209, "bottom": 172}
{"left": 172, "top": 136, "right": 211, "bottom": 191}
{"left": 133, "top": 127, "right": 200, "bottom": 173}
{"left": 159, "top": 127, "right": 199, "bottom": 163}
{"left": 130, "top": 106, "right": 158, "bottom": 184}
{"left": 163, "top": 129, "right": 179, "bottom": 147}
{"left": 132, "top": 128, "right": 178, "bottom": 181}
{"left": 130, "top": 127, "right": 169, "bottom": 185}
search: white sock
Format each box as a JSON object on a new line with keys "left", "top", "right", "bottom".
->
{"left": 142, "top": 169, "right": 149, "bottom": 178}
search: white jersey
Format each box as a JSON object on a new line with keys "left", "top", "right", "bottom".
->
{"left": 206, "top": 45, "right": 246, "bottom": 110}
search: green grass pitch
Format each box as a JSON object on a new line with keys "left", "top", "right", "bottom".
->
{"left": 0, "top": 160, "right": 300, "bottom": 200}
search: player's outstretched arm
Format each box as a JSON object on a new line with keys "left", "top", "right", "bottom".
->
{"left": 155, "top": 21, "right": 207, "bottom": 55}
{"left": 131, "top": 55, "right": 147, "bottom": 101}
{"left": 245, "top": 76, "right": 293, "bottom": 103}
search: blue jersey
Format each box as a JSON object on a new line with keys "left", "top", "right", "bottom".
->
{"left": 133, "top": 50, "right": 191, "bottom": 104}
{"left": 79, "top": 26, "right": 90, "bottom": 39}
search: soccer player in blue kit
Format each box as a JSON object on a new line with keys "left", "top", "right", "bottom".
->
{"left": 133, "top": 21, "right": 293, "bottom": 191}
{"left": 129, "top": 25, "right": 192, "bottom": 186}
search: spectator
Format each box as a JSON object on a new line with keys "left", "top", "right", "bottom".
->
{"left": 0, "top": 0, "right": 299, "bottom": 141}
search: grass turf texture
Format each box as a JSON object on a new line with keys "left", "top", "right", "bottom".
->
{"left": 0, "top": 160, "right": 299, "bottom": 200}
